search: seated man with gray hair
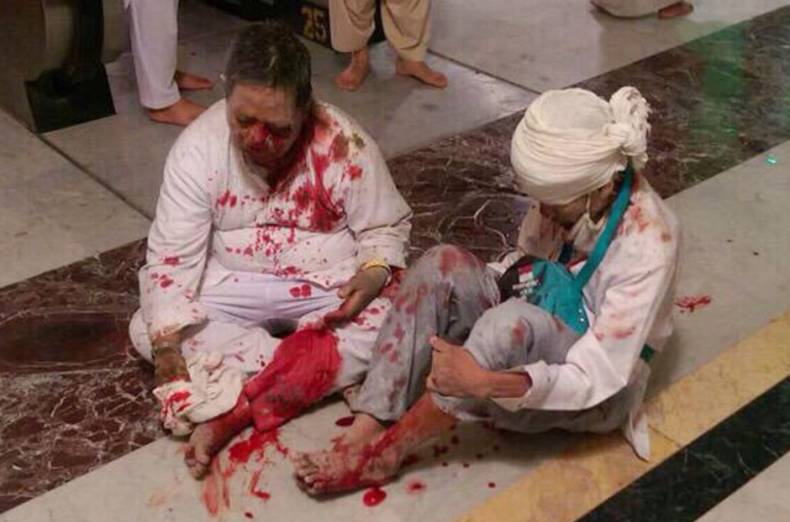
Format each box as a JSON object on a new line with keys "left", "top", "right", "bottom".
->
{"left": 128, "top": 20, "right": 412, "bottom": 478}
{"left": 293, "top": 86, "right": 680, "bottom": 495}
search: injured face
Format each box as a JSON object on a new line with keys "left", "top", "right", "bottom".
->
{"left": 226, "top": 83, "right": 309, "bottom": 172}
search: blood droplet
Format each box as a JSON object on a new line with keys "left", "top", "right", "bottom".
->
{"left": 362, "top": 486, "right": 387, "bottom": 507}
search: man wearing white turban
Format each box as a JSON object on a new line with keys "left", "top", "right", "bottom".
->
{"left": 292, "top": 87, "right": 681, "bottom": 496}
{"left": 592, "top": 0, "right": 694, "bottom": 19}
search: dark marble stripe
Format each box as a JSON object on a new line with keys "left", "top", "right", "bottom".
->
{"left": 3, "top": 5, "right": 790, "bottom": 515}
{"left": 579, "top": 377, "right": 790, "bottom": 522}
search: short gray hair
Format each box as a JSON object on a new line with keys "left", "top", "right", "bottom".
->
{"left": 224, "top": 21, "right": 312, "bottom": 108}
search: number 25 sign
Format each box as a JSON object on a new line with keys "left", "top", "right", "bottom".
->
{"left": 301, "top": 4, "right": 329, "bottom": 45}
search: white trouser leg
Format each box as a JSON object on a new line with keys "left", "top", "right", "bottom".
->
{"left": 130, "top": 270, "right": 387, "bottom": 380}
{"left": 124, "top": 0, "right": 181, "bottom": 109}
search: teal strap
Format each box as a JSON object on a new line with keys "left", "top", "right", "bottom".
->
{"left": 574, "top": 165, "right": 634, "bottom": 291}
{"left": 558, "top": 242, "right": 574, "bottom": 264}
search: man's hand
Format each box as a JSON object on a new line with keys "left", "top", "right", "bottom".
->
{"left": 154, "top": 346, "right": 189, "bottom": 386}
{"left": 324, "top": 266, "right": 389, "bottom": 325}
{"left": 427, "top": 337, "right": 491, "bottom": 399}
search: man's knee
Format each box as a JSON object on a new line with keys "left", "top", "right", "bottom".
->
{"left": 464, "top": 299, "right": 535, "bottom": 369}
{"left": 128, "top": 309, "right": 153, "bottom": 363}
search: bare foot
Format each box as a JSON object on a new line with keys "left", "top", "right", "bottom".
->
{"left": 335, "top": 413, "right": 387, "bottom": 447}
{"left": 395, "top": 58, "right": 448, "bottom": 89}
{"left": 146, "top": 98, "right": 206, "bottom": 126}
{"left": 658, "top": 1, "right": 694, "bottom": 19}
{"left": 174, "top": 70, "right": 214, "bottom": 91}
{"left": 293, "top": 441, "right": 402, "bottom": 495}
{"left": 335, "top": 49, "right": 370, "bottom": 91}
{"left": 184, "top": 395, "right": 252, "bottom": 479}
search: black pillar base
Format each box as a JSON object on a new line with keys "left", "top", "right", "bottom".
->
{"left": 25, "top": 65, "right": 115, "bottom": 133}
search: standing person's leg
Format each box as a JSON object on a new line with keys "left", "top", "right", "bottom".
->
{"left": 293, "top": 299, "right": 578, "bottom": 495}
{"left": 124, "top": 0, "right": 210, "bottom": 125}
{"left": 329, "top": 0, "right": 376, "bottom": 90}
{"left": 384, "top": 0, "right": 447, "bottom": 88}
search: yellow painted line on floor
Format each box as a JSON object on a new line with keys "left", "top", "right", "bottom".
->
{"left": 457, "top": 312, "right": 790, "bottom": 522}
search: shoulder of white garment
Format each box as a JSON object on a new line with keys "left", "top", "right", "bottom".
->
{"left": 316, "top": 100, "right": 379, "bottom": 157}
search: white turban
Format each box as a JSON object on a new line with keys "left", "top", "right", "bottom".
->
{"left": 510, "top": 86, "right": 651, "bottom": 205}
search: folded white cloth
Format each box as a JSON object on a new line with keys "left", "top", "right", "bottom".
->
{"left": 510, "top": 86, "right": 651, "bottom": 205}
{"left": 153, "top": 352, "right": 244, "bottom": 436}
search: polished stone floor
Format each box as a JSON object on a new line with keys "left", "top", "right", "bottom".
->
{"left": 0, "top": 1, "right": 788, "bottom": 521}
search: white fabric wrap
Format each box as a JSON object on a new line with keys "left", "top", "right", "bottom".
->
{"left": 510, "top": 86, "right": 651, "bottom": 205}
{"left": 153, "top": 352, "right": 244, "bottom": 436}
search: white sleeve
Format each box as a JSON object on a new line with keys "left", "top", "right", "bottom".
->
{"left": 493, "top": 257, "right": 675, "bottom": 412}
{"left": 139, "top": 137, "right": 213, "bottom": 339}
{"left": 342, "top": 137, "right": 412, "bottom": 269}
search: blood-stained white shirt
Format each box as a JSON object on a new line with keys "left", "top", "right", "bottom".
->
{"left": 139, "top": 100, "right": 412, "bottom": 339}
{"left": 493, "top": 175, "right": 680, "bottom": 458}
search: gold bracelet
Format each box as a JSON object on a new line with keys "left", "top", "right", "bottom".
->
{"left": 361, "top": 259, "right": 391, "bottom": 276}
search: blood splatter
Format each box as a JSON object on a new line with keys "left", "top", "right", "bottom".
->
{"left": 159, "top": 275, "right": 175, "bottom": 289}
{"left": 163, "top": 256, "right": 181, "bottom": 266}
{"left": 216, "top": 190, "right": 234, "bottom": 208}
{"left": 438, "top": 247, "right": 461, "bottom": 277}
{"left": 330, "top": 133, "right": 349, "bottom": 161}
{"left": 345, "top": 163, "right": 363, "bottom": 180}
{"left": 512, "top": 320, "right": 527, "bottom": 346}
{"left": 249, "top": 469, "right": 272, "bottom": 501}
{"left": 362, "top": 486, "right": 387, "bottom": 507}
{"left": 335, "top": 416, "right": 355, "bottom": 427}
{"left": 621, "top": 204, "right": 650, "bottom": 234}
{"left": 462, "top": 463, "right": 470, "bottom": 468}
{"left": 674, "top": 295, "right": 712, "bottom": 313}
{"left": 289, "top": 284, "right": 313, "bottom": 298}
{"left": 612, "top": 326, "right": 636, "bottom": 339}
{"left": 245, "top": 513, "right": 254, "bottom": 519}
{"left": 402, "top": 453, "right": 421, "bottom": 467}
{"left": 432, "top": 445, "right": 449, "bottom": 458}
{"left": 488, "top": 482, "right": 496, "bottom": 488}
{"left": 244, "top": 328, "right": 342, "bottom": 432}
{"left": 407, "top": 480, "right": 426, "bottom": 494}
{"left": 228, "top": 429, "right": 287, "bottom": 465}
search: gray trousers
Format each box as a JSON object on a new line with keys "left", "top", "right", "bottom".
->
{"left": 351, "top": 245, "right": 630, "bottom": 435}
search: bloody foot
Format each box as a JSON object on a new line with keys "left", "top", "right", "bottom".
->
{"left": 334, "top": 413, "right": 387, "bottom": 447}
{"left": 293, "top": 394, "right": 456, "bottom": 495}
{"left": 185, "top": 394, "right": 253, "bottom": 479}
{"left": 293, "top": 440, "right": 401, "bottom": 496}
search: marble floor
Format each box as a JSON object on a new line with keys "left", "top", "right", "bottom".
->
{"left": 1, "top": 0, "right": 788, "bottom": 521}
